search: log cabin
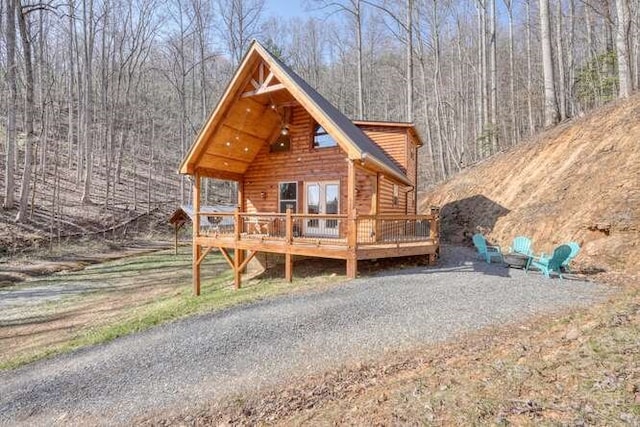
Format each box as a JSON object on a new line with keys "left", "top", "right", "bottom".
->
{"left": 179, "top": 40, "right": 440, "bottom": 295}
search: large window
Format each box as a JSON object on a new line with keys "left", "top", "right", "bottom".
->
{"left": 313, "top": 124, "right": 337, "bottom": 148}
{"left": 279, "top": 182, "right": 297, "bottom": 213}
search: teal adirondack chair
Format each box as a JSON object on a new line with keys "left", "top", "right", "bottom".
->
{"left": 561, "top": 242, "right": 581, "bottom": 272}
{"left": 509, "top": 236, "right": 533, "bottom": 256}
{"left": 472, "top": 233, "right": 503, "bottom": 264}
{"left": 526, "top": 244, "right": 572, "bottom": 279}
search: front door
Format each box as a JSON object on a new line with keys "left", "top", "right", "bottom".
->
{"left": 304, "top": 181, "right": 340, "bottom": 237}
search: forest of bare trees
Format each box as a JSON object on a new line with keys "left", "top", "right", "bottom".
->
{"left": 1, "top": 0, "right": 639, "bottom": 226}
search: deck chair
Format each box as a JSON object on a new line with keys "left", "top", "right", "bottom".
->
{"left": 561, "top": 242, "right": 581, "bottom": 272}
{"left": 472, "top": 233, "right": 503, "bottom": 264}
{"left": 526, "top": 244, "right": 572, "bottom": 279}
{"left": 509, "top": 236, "right": 533, "bottom": 256}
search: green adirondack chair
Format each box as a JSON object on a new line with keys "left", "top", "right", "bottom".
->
{"left": 509, "top": 236, "right": 533, "bottom": 256}
{"left": 561, "top": 242, "right": 581, "bottom": 272}
{"left": 472, "top": 233, "right": 503, "bottom": 264}
{"left": 526, "top": 244, "right": 572, "bottom": 279}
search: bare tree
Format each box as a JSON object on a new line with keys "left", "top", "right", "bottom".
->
{"left": 555, "top": 0, "right": 567, "bottom": 120}
{"left": 3, "top": 0, "right": 16, "bottom": 209}
{"left": 15, "top": 0, "right": 36, "bottom": 222}
{"left": 215, "top": 0, "right": 265, "bottom": 66}
{"left": 488, "top": 0, "right": 498, "bottom": 151}
{"left": 540, "top": 0, "right": 560, "bottom": 126}
{"left": 616, "top": 0, "right": 633, "bottom": 97}
{"left": 313, "top": 0, "right": 365, "bottom": 118}
{"left": 503, "top": 0, "right": 518, "bottom": 144}
{"left": 80, "top": 0, "right": 97, "bottom": 204}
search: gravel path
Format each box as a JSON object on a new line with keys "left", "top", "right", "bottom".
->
{"left": 0, "top": 246, "right": 609, "bottom": 426}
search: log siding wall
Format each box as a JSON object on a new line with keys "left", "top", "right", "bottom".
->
{"left": 242, "top": 110, "right": 419, "bottom": 216}
{"left": 244, "top": 106, "right": 351, "bottom": 214}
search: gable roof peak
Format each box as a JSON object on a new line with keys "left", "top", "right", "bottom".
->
{"left": 179, "top": 39, "right": 411, "bottom": 186}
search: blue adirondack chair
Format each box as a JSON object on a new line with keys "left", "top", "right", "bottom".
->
{"left": 561, "top": 242, "right": 581, "bottom": 272}
{"left": 509, "top": 236, "right": 533, "bottom": 256}
{"left": 472, "top": 233, "right": 503, "bottom": 264}
{"left": 526, "top": 244, "right": 572, "bottom": 279}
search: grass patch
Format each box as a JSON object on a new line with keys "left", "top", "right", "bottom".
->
{"left": 0, "top": 248, "right": 346, "bottom": 371}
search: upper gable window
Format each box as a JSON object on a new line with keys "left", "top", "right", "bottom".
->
{"left": 313, "top": 124, "right": 337, "bottom": 149}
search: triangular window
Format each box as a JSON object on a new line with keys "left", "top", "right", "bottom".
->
{"left": 313, "top": 124, "right": 337, "bottom": 148}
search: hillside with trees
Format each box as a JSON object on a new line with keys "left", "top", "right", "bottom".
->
{"left": 1, "top": 0, "right": 639, "bottom": 250}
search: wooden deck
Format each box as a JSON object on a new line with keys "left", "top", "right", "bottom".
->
{"left": 192, "top": 210, "right": 440, "bottom": 293}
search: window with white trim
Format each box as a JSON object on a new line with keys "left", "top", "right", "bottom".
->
{"left": 279, "top": 182, "right": 297, "bottom": 213}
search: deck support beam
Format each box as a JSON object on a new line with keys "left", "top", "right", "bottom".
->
{"left": 192, "top": 172, "right": 201, "bottom": 296}
{"left": 285, "top": 253, "right": 293, "bottom": 282}
{"left": 234, "top": 248, "right": 241, "bottom": 289}
{"left": 285, "top": 208, "right": 294, "bottom": 282}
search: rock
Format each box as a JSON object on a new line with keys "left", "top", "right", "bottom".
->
{"left": 619, "top": 412, "right": 636, "bottom": 423}
{"left": 564, "top": 327, "right": 580, "bottom": 341}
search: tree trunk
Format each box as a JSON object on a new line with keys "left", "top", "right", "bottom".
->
{"left": 406, "top": 0, "right": 414, "bottom": 122}
{"left": 3, "top": 0, "right": 16, "bottom": 209}
{"left": 504, "top": 0, "right": 518, "bottom": 144}
{"left": 526, "top": 0, "right": 535, "bottom": 134}
{"left": 540, "top": 0, "right": 560, "bottom": 127}
{"left": 477, "top": 0, "right": 488, "bottom": 150}
{"left": 355, "top": 0, "right": 364, "bottom": 119}
{"left": 556, "top": 0, "right": 567, "bottom": 120}
{"left": 15, "top": 0, "right": 36, "bottom": 223}
{"left": 81, "top": 0, "right": 95, "bottom": 204}
{"left": 488, "top": 0, "right": 498, "bottom": 152}
{"left": 67, "top": 0, "right": 75, "bottom": 171}
{"left": 616, "top": 0, "right": 633, "bottom": 98}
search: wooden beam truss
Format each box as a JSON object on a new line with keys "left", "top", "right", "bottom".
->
{"left": 242, "top": 62, "right": 285, "bottom": 98}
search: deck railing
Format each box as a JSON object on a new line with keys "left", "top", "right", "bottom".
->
{"left": 355, "top": 214, "right": 438, "bottom": 245}
{"left": 195, "top": 210, "right": 439, "bottom": 247}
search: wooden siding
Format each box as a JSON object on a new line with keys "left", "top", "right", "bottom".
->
{"left": 406, "top": 139, "right": 417, "bottom": 214}
{"left": 378, "top": 177, "right": 408, "bottom": 214}
{"left": 357, "top": 125, "right": 418, "bottom": 215}
{"left": 358, "top": 126, "right": 408, "bottom": 174}
{"left": 243, "top": 105, "right": 349, "bottom": 214}
{"left": 355, "top": 167, "right": 375, "bottom": 214}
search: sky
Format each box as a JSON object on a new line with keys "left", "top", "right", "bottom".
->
{"left": 264, "top": 0, "right": 317, "bottom": 19}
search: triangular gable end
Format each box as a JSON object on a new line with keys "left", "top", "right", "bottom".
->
{"left": 179, "top": 40, "right": 411, "bottom": 186}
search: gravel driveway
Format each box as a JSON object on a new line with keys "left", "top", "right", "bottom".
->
{"left": 0, "top": 246, "right": 609, "bottom": 426}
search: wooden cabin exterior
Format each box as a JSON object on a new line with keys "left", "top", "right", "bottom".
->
{"left": 179, "top": 41, "right": 439, "bottom": 295}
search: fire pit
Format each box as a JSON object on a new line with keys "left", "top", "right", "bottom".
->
{"left": 503, "top": 253, "right": 531, "bottom": 269}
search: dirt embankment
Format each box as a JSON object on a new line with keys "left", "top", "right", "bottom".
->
{"left": 420, "top": 95, "right": 640, "bottom": 275}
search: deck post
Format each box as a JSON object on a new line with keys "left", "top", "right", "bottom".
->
{"left": 192, "top": 172, "right": 201, "bottom": 296}
{"left": 347, "top": 208, "right": 358, "bottom": 279}
{"left": 347, "top": 160, "right": 358, "bottom": 278}
{"left": 237, "top": 179, "right": 246, "bottom": 272}
{"left": 285, "top": 208, "right": 293, "bottom": 282}
{"left": 372, "top": 174, "right": 380, "bottom": 243}
{"left": 234, "top": 248, "right": 241, "bottom": 289}
{"left": 429, "top": 206, "right": 440, "bottom": 265}
{"left": 234, "top": 209, "right": 241, "bottom": 289}
{"left": 174, "top": 223, "right": 179, "bottom": 255}
{"left": 429, "top": 206, "right": 440, "bottom": 242}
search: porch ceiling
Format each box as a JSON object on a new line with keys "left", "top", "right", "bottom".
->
{"left": 195, "top": 78, "right": 297, "bottom": 178}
